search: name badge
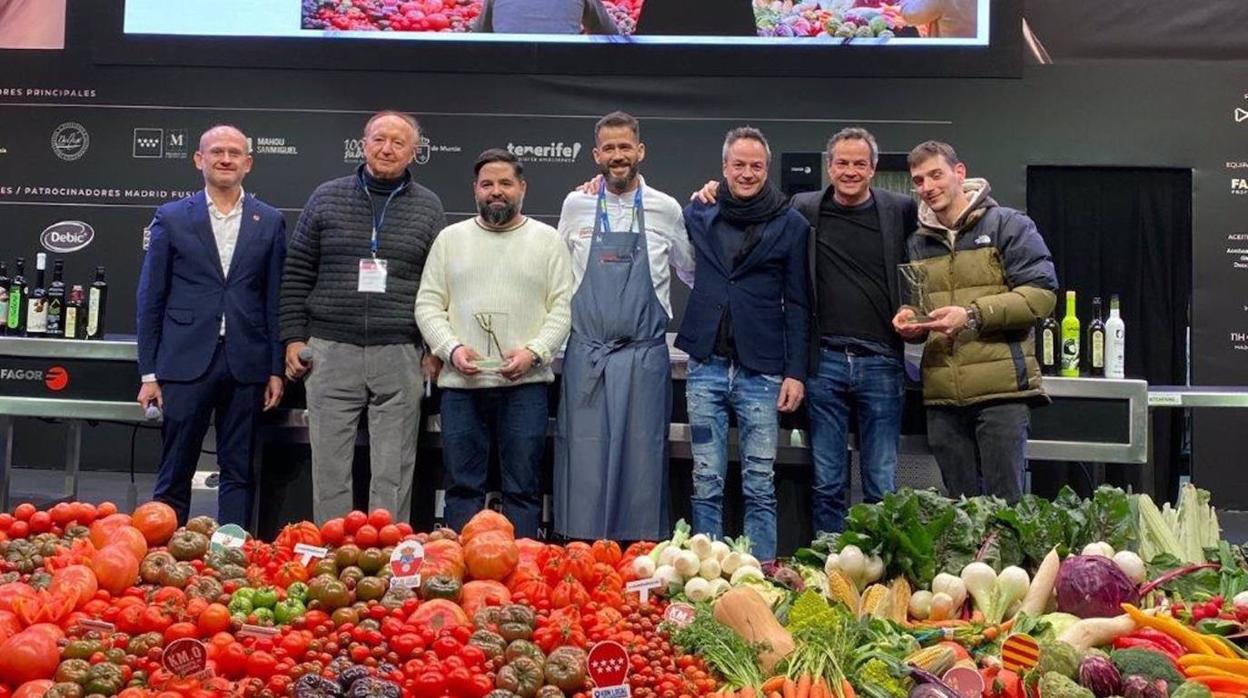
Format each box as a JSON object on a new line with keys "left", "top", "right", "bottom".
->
{"left": 358, "top": 258, "right": 388, "bottom": 293}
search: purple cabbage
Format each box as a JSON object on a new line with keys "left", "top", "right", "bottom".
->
{"left": 1121, "top": 675, "right": 1168, "bottom": 698}
{"left": 1079, "top": 655, "right": 1123, "bottom": 698}
{"left": 1057, "top": 555, "right": 1140, "bottom": 618}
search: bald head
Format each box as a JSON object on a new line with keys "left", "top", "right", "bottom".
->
{"left": 194, "top": 125, "right": 252, "bottom": 193}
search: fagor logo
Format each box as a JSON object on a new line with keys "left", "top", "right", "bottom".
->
{"left": 1233, "top": 178, "right": 1248, "bottom": 195}
{"left": 44, "top": 366, "right": 68, "bottom": 391}
{"left": 40, "top": 220, "right": 95, "bottom": 253}
{"left": 505, "top": 142, "right": 582, "bottom": 164}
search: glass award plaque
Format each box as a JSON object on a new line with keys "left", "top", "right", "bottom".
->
{"left": 472, "top": 311, "right": 507, "bottom": 370}
{"left": 897, "top": 262, "right": 935, "bottom": 324}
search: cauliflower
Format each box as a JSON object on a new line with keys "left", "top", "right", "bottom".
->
{"left": 1037, "top": 640, "right": 1083, "bottom": 679}
{"left": 853, "top": 657, "right": 912, "bottom": 698}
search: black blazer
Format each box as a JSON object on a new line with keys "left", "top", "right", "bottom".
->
{"left": 790, "top": 186, "right": 919, "bottom": 369}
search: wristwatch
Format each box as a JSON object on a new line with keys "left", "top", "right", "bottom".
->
{"left": 964, "top": 305, "right": 981, "bottom": 332}
{"left": 527, "top": 348, "right": 543, "bottom": 366}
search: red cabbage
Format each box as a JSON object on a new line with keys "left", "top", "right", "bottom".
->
{"left": 1057, "top": 554, "right": 1139, "bottom": 618}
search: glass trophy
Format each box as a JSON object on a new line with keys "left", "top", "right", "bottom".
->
{"left": 472, "top": 311, "right": 507, "bottom": 370}
{"left": 897, "top": 262, "right": 934, "bottom": 324}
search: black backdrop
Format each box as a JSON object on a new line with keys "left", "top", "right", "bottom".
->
{"left": 2, "top": 5, "right": 1247, "bottom": 507}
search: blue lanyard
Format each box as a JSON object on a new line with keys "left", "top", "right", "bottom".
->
{"left": 596, "top": 185, "right": 643, "bottom": 234}
{"left": 360, "top": 172, "right": 407, "bottom": 257}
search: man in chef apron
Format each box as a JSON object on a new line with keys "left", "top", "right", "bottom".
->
{"left": 554, "top": 111, "right": 695, "bottom": 541}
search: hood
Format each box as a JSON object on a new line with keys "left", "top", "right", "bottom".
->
{"left": 917, "top": 178, "right": 997, "bottom": 234}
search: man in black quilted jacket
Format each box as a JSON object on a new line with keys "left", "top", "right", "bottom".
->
{"left": 280, "top": 111, "right": 446, "bottom": 525}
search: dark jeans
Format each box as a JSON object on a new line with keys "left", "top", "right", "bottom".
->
{"left": 807, "top": 347, "right": 904, "bottom": 533}
{"left": 154, "top": 341, "right": 261, "bottom": 528}
{"left": 440, "top": 383, "right": 548, "bottom": 538}
{"left": 926, "top": 401, "right": 1030, "bottom": 502}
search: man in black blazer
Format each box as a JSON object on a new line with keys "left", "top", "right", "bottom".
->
{"left": 789, "top": 128, "right": 918, "bottom": 534}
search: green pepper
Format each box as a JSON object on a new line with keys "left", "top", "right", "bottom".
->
{"left": 252, "top": 607, "right": 275, "bottom": 624}
{"left": 252, "top": 586, "right": 278, "bottom": 609}
{"left": 274, "top": 598, "right": 306, "bottom": 625}
{"left": 228, "top": 595, "right": 254, "bottom": 615}
{"left": 285, "top": 581, "right": 309, "bottom": 602}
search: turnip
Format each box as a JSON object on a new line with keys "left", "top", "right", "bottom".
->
{"left": 721, "top": 551, "right": 744, "bottom": 576}
{"left": 698, "top": 557, "right": 722, "bottom": 580}
{"left": 931, "top": 572, "right": 967, "bottom": 609}
{"left": 688, "top": 534, "right": 713, "bottom": 560}
{"left": 909, "top": 590, "right": 934, "bottom": 620}
{"left": 1113, "top": 550, "right": 1146, "bottom": 584}
{"left": 633, "top": 555, "right": 656, "bottom": 579}
{"left": 929, "top": 592, "right": 956, "bottom": 621}
{"left": 710, "top": 540, "right": 731, "bottom": 562}
{"left": 654, "top": 564, "right": 682, "bottom": 594}
{"left": 1082, "top": 541, "right": 1114, "bottom": 558}
{"left": 684, "top": 576, "right": 712, "bottom": 602}
{"left": 864, "top": 555, "right": 885, "bottom": 584}
{"left": 836, "top": 545, "right": 867, "bottom": 586}
{"left": 673, "top": 550, "right": 701, "bottom": 578}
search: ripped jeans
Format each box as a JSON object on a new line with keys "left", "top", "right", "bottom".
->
{"left": 686, "top": 355, "right": 780, "bottom": 560}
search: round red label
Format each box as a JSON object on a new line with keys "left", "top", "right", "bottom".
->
{"left": 664, "top": 602, "right": 696, "bottom": 628}
{"left": 161, "top": 637, "right": 208, "bottom": 677}
{"left": 390, "top": 541, "right": 424, "bottom": 578}
{"left": 587, "top": 640, "right": 630, "bottom": 687}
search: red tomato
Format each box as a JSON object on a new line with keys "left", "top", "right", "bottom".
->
{"left": 12, "top": 680, "right": 54, "bottom": 698}
{"left": 215, "top": 642, "right": 249, "bottom": 680}
{"left": 198, "top": 604, "right": 231, "bottom": 636}
{"left": 75, "top": 502, "right": 98, "bottom": 524}
{"left": 377, "top": 524, "right": 401, "bottom": 547}
{"left": 49, "top": 503, "right": 74, "bottom": 526}
{"left": 320, "top": 518, "right": 346, "bottom": 546}
{"left": 12, "top": 504, "right": 35, "bottom": 522}
{"left": 344, "top": 510, "right": 367, "bottom": 534}
{"left": 0, "top": 513, "right": 12, "bottom": 530}
{"left": 355, "top": 525, "right": 379, "bottom": 548}
{"left": 96, "top": 501, "right": 118, "bottom": 517}
{"left": 246, "top": 650, "right": 277, "bottom": 681}
{"left": 7, "top": 521, "right": 26, "bottom": 539}
{"left": 368, "top": 508, "right": 392, "bottom": 529}
{"left": 163, "top": 622, "right": 198, "bottom": 643}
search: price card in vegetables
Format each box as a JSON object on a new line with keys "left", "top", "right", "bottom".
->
{"left": 1001, "top": 633, "right": 1041, "bottom": 673}
{"left": 389, "top": 540, "right": 424, "bottom": 589}
{"left": 589, "top": 640, "right": 631, "bottom": 697}
{"left": 664, "top": 602, "right": 696, "bottom": 628}
{"left": 161, "top": 637, "right": 211, "bottom": 679}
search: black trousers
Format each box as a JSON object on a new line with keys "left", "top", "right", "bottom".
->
{"left": 926, "top": 401, "right": 1030, "bottom": 502}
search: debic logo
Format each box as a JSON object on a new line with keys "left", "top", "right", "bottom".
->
{"left": 40, "top": 220, "right": 95, "bottom": 253}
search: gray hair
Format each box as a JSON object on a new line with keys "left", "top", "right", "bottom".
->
{"left": 721, "top": 126, "right": 771, "bottom": 165}
{"left": 826, "top": 127, "right": 879, "bottom": 167}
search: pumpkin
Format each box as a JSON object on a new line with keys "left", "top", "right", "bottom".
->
{"left": 464, "top": 531, "right": 519, "bottom": 581}
{"left": 712, "top": 586, "right": 795, "bottom": 673}
{"left": 131, "top": 501, "right": 178, "bottom": 546}
{"left": 420, "top": 539, "right": 467, "bottom": 581}
{"left": 459, "top": 509, "right": 514, "bottom": 547}
{"left": 90, "top": 544, "right": 140, "bottom": 595}
{"left": 407, "top": 598, "right": 469, "bottom": 633}
{"left": 460, "top": 580, "right": 511, "bottom": 619}
{"left": 87, "top": 513, "right": 132, "bottom": 549}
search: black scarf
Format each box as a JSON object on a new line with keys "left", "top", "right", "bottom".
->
{"left": 717, "top": 179, "right": 788, "bottom": 225}
{"left": 360, "top": 164, "right": 411, "bottom": 194}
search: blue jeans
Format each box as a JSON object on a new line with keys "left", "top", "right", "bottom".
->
{"left": 807, "top": 347, "right": 904, "bottom": 533}
{"left": 440, "top": 383, "right": 548, "bottom": 538}
{"left": 686, "top": 355, "right": 780, "bottom": 560}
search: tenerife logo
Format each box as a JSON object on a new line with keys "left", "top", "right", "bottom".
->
{"left": 506, "top": 142, "right": 582, "bottom": 164}
{"left": 40, "top": 221, "right": 95, "bottom": 253}
{"left": 51, "top": 122, "right": 89, "bottom": 161}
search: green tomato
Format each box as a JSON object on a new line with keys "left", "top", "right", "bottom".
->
{"left": 252, "top": 607, "right": 275, "bottom": 624}
{"left": 252, "top": 587, "right": 279, "bottom": 609}
{"left": 228, "top": 595, "right": 254, "bottom": 615}
{"left": 274, "top": 599, "right": 306, "bottom": 625}
{"left": 231, "top": 587, "right": 257, "bottom": 604}
{"left": 285, "top": 582, "right": 309, "bottom": 602}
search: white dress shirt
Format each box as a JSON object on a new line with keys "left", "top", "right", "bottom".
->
{"left": 556, "top": 176, "right": 695, "bottom": 318}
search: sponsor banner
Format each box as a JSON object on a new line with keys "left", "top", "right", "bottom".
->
{"left": 51, "top": 122, "right": 89, "bottom": 161}
{"left": 40, "top": 220, "right": 95, "bottom": 253}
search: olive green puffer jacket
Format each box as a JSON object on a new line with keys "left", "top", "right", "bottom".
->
{"left": 907, "top": 179, "right": 1058, "bottom": 407}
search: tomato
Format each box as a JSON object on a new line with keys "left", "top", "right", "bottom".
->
{"left": 12, "top": 503, "right": 35, "bottom": 522}
{"left": 354, "top": 524, "right": 379, "bottom": 548}
{"left": 320, "top": 517, "right": 346, "bottom": 546}
{"left": 163, "top": 621, "right": 198, "bottom": 643}
{"left": 378, "top": 524, "right": 402, "bottom": 547}
{"left": 215, "top": 641, "right": 249, "bottom": 680}
{"left": 27, "top": 511, "right": 51, "bottom": 534}
{"left": 344, "top": 510, "right": 367, "bottom": 534}
{"left": 96, "top": 501, "right": 118, "bottom": 517}
{"left": 7, "top": 521, "right": 26, "bottom": 539}
{"left": 368, "top": 508, "right": 393, "bottom": 529}
{"left": 0, "top": 514, "right": 12, "bottom": 530}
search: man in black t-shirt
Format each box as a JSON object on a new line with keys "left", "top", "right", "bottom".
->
{"left": 790, "top": 128, "right": 918, "bottom": 533}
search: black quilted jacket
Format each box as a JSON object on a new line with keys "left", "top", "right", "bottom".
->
{"left": 279, "top": 168, "right": 446, "bottom": 346}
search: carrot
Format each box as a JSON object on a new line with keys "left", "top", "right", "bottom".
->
{"left": 769, "top": 692, "right": 783, "bottom": 698}
{"left": 1190, "top": 675, "right": 1248, "bottom": 693}
{"left": 762, "top": 676, "right": 787, "bottom": 694}
{"left": 1185, "top": 666, "right": 1243, "bottom": 679}
{"left": 739, "top": 687, "right": 756, "bottom": 698}
{"left": 795, "top": 673, "right": 812, "bottom": 698}
{"left": 1212, "top": 693, "right": 1245, "bottom": 698}
{"left": 841, "top": 678, "right": 856, "bottom": 698}
{"left": 810, "top": 678, "right": 826, "bottom": 698}
{"left": 783, "top": 677, "right": 797, "bottom": 698}
{"left": 1178, "top": 655, "right": 1248, "bottom": 675}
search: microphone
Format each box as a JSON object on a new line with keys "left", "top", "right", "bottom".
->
{"left": 298, "top": 346, "right": 313, "bottom": 367}
{"left": 144, "top": 404, "right": 163, "bottom": 421}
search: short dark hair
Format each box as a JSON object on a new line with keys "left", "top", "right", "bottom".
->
{"left": 594, "top": 111, "right": 640, "bottom": 142}
{"left": 826, "top": 127, "right": 879, "bottom": 167}
{"left": 474, "top": 148, "right": 523, "bottom": 179}
{"left": 907, "top": 140, "right": 961, "bottom": 170}
{"left": 722, "top": 126, "right": 771, "bottom": 164}
{"left": 364, "top": 110, "right": 420, "bottom": 138}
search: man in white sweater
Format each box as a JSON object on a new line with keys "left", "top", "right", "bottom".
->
{"left": 415, "top": 149, "right": 573, "bottom": 538}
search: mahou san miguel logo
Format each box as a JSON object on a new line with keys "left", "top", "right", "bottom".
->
{"left": 0, "top": 365, "right": 69, "bottom": 391}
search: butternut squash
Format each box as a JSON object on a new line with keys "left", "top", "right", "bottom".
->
{"left": 712, "top": 586, "right": 795, "bottom": 673}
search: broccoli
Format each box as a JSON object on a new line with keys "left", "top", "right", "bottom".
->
{"left": 853, "top": 657, "right": 912, "bottom": 698}
{"left": 1037, "top": 641, "right": 1083, "bottom": 679}
{"left": 1171, "top": 681, "right": 1214, "bottom": 698}
{"left": 1039, "top": 673, "right": 1095, "bottom": 698}
{"left": 1110, "top": 648, "right": 1185, "bottom": 694}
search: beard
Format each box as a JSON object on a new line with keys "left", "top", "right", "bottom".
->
{"left": 599, "top": 160, "right": 639, "bottom": 193}
{"left": 478, "top": 197, "right": 518, "bottom": 227}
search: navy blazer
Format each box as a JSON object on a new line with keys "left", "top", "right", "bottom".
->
{"left": 137, "top": 192, "right": 287, "bottom": 384}
{"left": 674, "top": 201, "right": 811, "bottom": 380}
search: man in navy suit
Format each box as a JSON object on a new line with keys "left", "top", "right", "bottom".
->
{"left": 136, "top": 125, "right": 286, "bottom": 528}
{"left": 675, "top": 126, "right": 810, "bottom": 562}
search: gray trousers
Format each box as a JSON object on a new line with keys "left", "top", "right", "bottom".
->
{"left": 305, "top": 338, "right": 422, "bottom": 524}
{"left": 926, "top": 401, "right": 1030, "bottom": 503}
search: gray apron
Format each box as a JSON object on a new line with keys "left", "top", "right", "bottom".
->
{"left": 554, "top": 187, "right": 671, "bottom": 541}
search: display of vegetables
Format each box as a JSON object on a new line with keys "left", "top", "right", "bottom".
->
{"left": 0, "top": 483, "right": 1246, "bottom": 697}
{"left": 300, "top": 0, "right": 642, "bottom": 35}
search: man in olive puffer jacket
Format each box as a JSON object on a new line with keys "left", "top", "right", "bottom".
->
{"left": 892, "top": 141, "right": 1057, "bottom": 502}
